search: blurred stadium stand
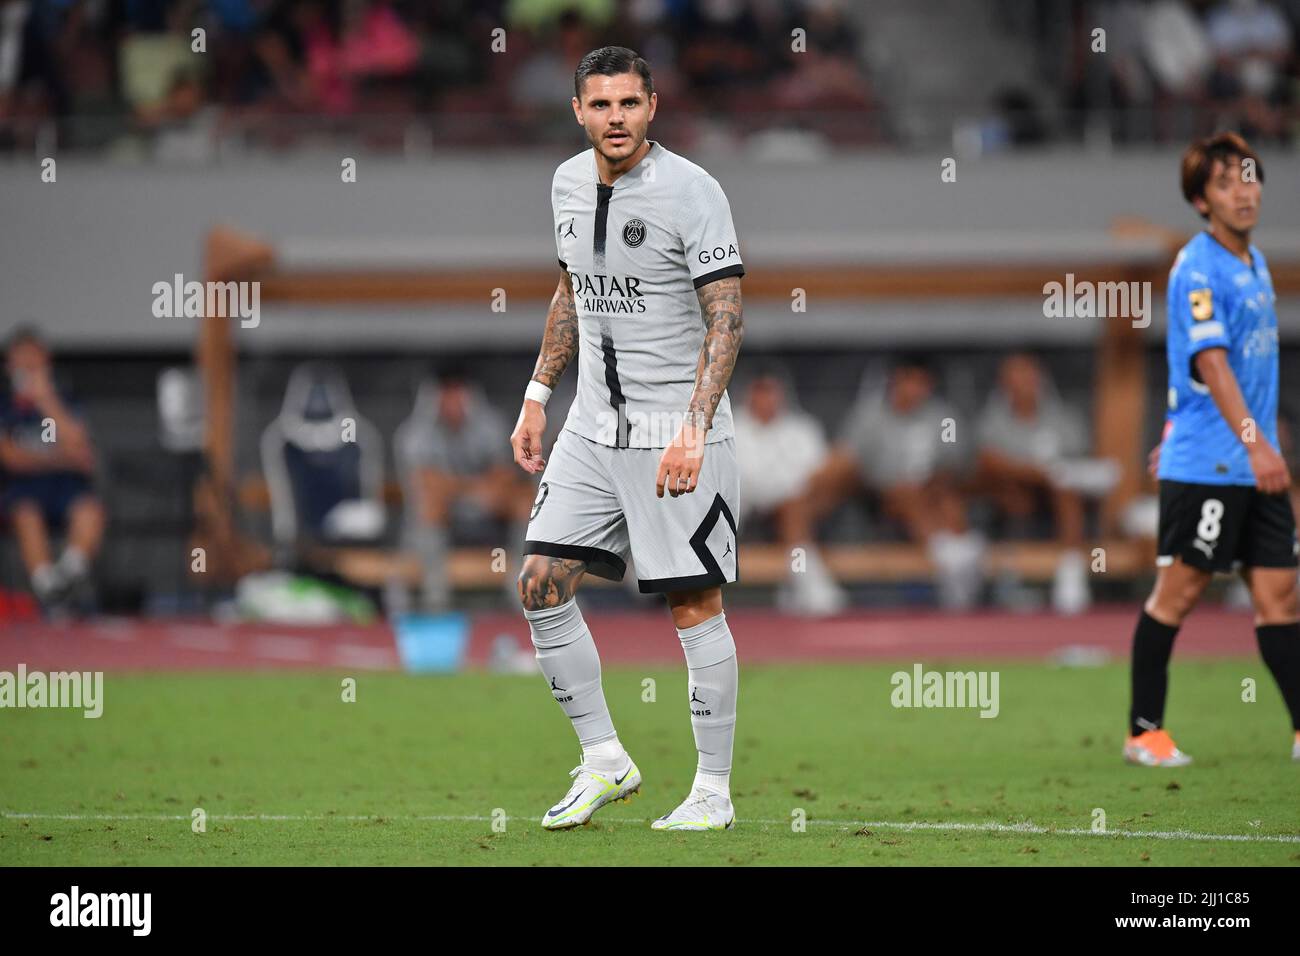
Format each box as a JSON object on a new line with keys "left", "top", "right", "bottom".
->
{"left": 1, "top": 0, "right": 1299, "bottom": 615}
{"left": 1, "top": 0, "right": 1297, "bottom": 156}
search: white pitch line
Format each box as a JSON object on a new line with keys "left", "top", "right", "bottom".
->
{"left": 3, "top": 812, "right": 1298, "bottom": 844}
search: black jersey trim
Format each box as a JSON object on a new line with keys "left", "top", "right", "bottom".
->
{"left": 522, "top": 540, "right": 627, "bottom": 582}
{"left": 600, "top": 331, "right": 631, "bottom": 449}
{"left": 591, "top": 182, "right": 629, "bottom": 448}
{"left": 638, "top": 492, "right": 738, "bottom": 593}
{"left": 693, "top": 263, "right": 745, "bottom": 290}
{"left": 593, "top": 182, "right": 613, "bottom": 271}
{"left": 639, "top": 571, "right": 725, "bottom": 593}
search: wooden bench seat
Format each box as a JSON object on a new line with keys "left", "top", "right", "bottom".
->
{"left": 238, "top": 477, "right": 1152, "bottom": 590}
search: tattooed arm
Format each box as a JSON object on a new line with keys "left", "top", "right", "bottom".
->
{"left": 531, "top": 270, "right": 579, "bottom": 389}
{"left": 511, "top": 270, "right": 578, "bottom": 473}
{"left": 685, "top": 275, "right": 744, "bottom": 431}
{"left": 655, "top": 275, "right": 744, "bottom": 498}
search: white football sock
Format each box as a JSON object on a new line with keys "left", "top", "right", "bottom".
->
{"left": 57, "top": 545, "right": 88, "bottom": 580}
{"left": 676, "top": 611, "right": 738, "bottom": 787}
{"left": 582, "top": 737, "right": 629, "bottom": 773}
{"left": 525, "top": 597, "right": 619, "bottom": 754}
{"left": 32, "top": 562, "right": 60, "bottom": 599}
{"left": 693, "top": 770, "right": 730, "bottom": 799}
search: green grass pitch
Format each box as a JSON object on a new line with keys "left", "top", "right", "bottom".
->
{"left": 2, "top": 660, "right": 1298, "bottom": 865}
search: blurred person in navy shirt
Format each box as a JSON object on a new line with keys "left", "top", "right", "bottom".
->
{"left": 0, "top": 326, "right": 103, "bottom": 612}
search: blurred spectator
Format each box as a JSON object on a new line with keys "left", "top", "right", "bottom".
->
{"left": 250, "top": 0, "right": 417, "bottom": 117}
{"left": 0, "top": 0, "right": 890, "bottom": 154}
{"left": 790, "top": 357, "right": 985, "bottom": 610}
{"left": 1142, "top": 0, "right": 1213, "bottom": 100}
{"left": 1068, "top": 0, "right": 1209, "bottom": 144}
{"left": 255, "top": 0, "right": 353, "bottom": 114}
{"left": 972, "top": 353, "right": 1091, "bottom": 613}
{"left": 731, "top": 362, "right": 840, "bottom": 614}
{"left": 676, "top": 0, "right": 769, "bottom": 102}
{"left": 767, "top": 0, "right": 874, "bottom": 118}
{"left": 0, "top": 2, "right": 30, "bottom": 113}
{"left": 1206, "top": 0, "right": 1294, "bottom": 139}
{"left": 341, "top": 1, "right": 419, "bottom": 79}
{"left": 116, "top": 5, "right": 207, "bottom": 156}
{"left": 0, "top": 326, "right": 104, "bottom": 614}
{"left": 395, "top": 366, "right": 532, "bottom": 611}
{"left": 507, "top": 0, "right": 615, "bottom": 32}
{"left": 509, "top": 9, "right": 594, "bottom": 110}
{"left": 2, "top": 0, "right": 1298, "bottom": 156}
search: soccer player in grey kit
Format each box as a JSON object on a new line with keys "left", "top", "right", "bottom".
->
{"left": 510, "top": 47, "right": 745, "bottom": 831}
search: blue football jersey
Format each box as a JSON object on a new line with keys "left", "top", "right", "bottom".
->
{"left": 1158, "top": 231, "right": 1280, "bottom": 486}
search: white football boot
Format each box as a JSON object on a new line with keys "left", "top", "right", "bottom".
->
{"left": 540, "top": 758, "right": 640, "bottom": 830}
{"left": 651, "top": 789, "right": 735, "bottom": 831}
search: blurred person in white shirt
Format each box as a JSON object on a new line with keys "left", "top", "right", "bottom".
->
{"left": 787, "top": 357, "right": 985, "bottom": 611}
{"left": 973, "top": 353, "right": 1091, "bottom": 613}
{"left": 732, "top": 363, "right": 841, "bottom": 615}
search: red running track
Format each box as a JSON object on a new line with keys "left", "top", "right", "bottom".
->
{"left": 0, "top": 605, "right": 1259, "bottom": 672}
{"left": 465, "top": 604, "right": 1255, "bottom": 666}
{"left": 0, "top": 619, "right": 400, "bottom": 672}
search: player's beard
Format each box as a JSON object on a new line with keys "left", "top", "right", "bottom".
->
{"left": 590, "top": 126, "right": 646, "bottom": 167}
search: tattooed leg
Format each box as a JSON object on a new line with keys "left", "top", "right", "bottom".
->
{"left": 519, "top": 554, "right": 624, "bottom": 757}
{"left": 517, "top": 554, "right": 587, "bottom": 610}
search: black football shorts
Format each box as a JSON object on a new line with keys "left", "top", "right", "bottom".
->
{"left": 1156, "top": 479, "right": 1299, "bottom": 573}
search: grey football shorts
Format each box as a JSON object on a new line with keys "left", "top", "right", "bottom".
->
{"left": 523, "top": 428, "right": 740, "bottom": 593}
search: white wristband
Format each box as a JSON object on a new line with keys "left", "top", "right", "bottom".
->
{"left": 525, "top": 380, "right": 552, "bottom": 407}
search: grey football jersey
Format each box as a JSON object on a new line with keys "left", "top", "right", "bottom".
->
{"left": 552, "top": 141, "right": 744, "bottom": 449}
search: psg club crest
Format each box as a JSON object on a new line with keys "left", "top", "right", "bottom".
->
{"left": 622, "top": 218, "right": 646, "bottom": 248}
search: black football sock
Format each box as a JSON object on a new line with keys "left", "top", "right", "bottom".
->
{"left": 1256, "top": 621, "right": 1300, "bottom": 732}
{"left": 1129, "top": 610, "right": 1180, "bottom": 736}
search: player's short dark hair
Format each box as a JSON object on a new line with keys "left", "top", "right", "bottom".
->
{"left": 1180, "top": 132, "right": 1264, "bottom": 219}
{"left": 574, "top": 46, "right": 654, "bottom": 101}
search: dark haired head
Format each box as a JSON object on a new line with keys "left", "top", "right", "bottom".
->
{"left": 894, "top": 352, "right": 934, "bottom": 377}
{"left": 434, "top": 360, "right": 471, "bottom": 388}
{"left": 5, "top": 324, "right": 46, "bottom": 354}
{"left": 1181, "top": 131, "right": 1264, "bottom": 219}
{"left": 747, "top": 358, "right": 790, "bottom": 381}
{"left": 574, "top": 46, "right": 653, "bottom": 100}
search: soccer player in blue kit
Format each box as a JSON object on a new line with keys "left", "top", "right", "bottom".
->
{"left": 1125, "top": 133, "right": 1300, "bottom": 766}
